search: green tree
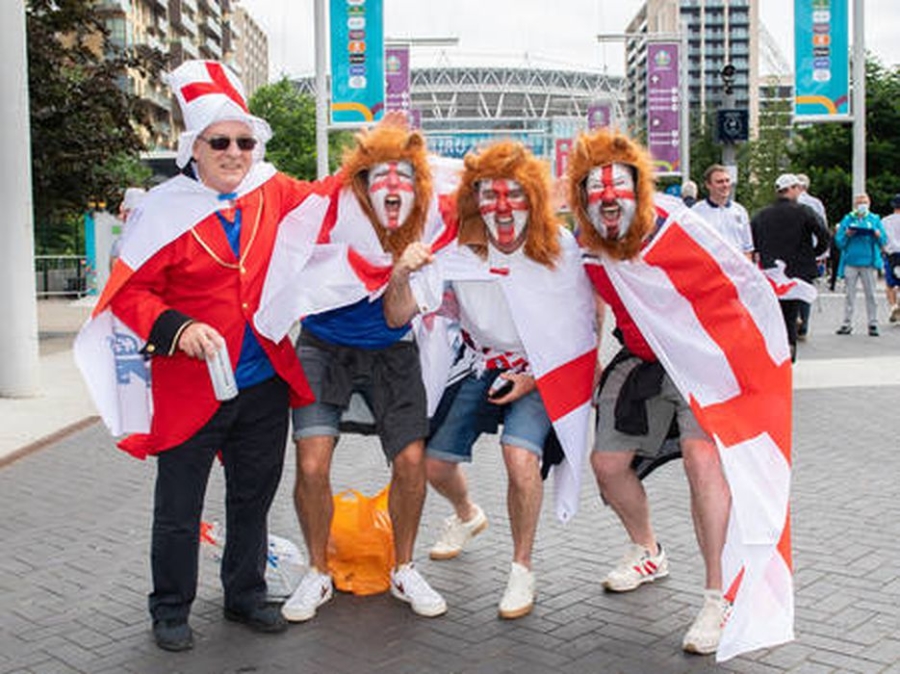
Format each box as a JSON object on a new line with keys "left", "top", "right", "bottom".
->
{"left": 27, "top": 0, "right": 164, "bottom": 253}
{"left": 249, "top": 78, "right": 353, "bottom": 180}
{"left": 789, "top": 57, "right": 900, "bottom": 227}
{"left": 738, "top": 87, "right": 793, "bottom": 215}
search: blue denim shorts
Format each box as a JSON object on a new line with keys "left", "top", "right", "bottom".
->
{"left": 427, "top": 369, "right": 552, "bottom": 462}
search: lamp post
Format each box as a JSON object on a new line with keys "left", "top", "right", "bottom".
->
{"left": 0, "top": 0, "right": 40, "bottom": 397}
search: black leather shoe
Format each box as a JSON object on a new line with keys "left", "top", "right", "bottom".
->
{"left": 836, "top": 325, "right": 852, "bottom": 335}
{"left": 153, "top": 619, "right": 194, "bottom": 652}
{"left": 869, "top": 325, "right": 879, "bottom": 336}
{"left": 224, "top": 603, "right": 287, "bottom": 633}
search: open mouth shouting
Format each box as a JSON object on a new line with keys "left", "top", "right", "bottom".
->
{"left": 586, "top": 163, "right": 637, "bottom": 241}
{"left": 477, "top": 178, "right": 530, "bottom": 253}
{"left": 368, "top": 160, "right": 415, "bottom": 230}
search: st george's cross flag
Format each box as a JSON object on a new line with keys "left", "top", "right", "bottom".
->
{"left": 73, "top": 163, "right": 331, "bottom": 439}
{"left": 254, "top": 158, "right": 462, "bottom": 415}
{"left": 589, "top": 194, "right": 794, "bottom": 661}
{"left": 762, "top": 259, "right": 819, "bottom": 304}
{"left": 409, "top": 229, "right": 598, "bottom": 523}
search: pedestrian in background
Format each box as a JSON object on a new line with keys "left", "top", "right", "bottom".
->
{"left": 795, "top": 173, "right": 828, "bottom": 339}
{"left": 691, "top": 164, "right": 754, "bottom": 259}
{"left": 835, "top": 194, "right": 887, "bottom": 336}
{"left": 751, "top": 174, "right": 830, "bottom": 361}
{"left": 879, "top": 193, "right": 900, "bottom": 323}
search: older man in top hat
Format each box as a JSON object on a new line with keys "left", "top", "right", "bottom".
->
{"left": 75, "top": 60, "right": 340, "bottom": 651}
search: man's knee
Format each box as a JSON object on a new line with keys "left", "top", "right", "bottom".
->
{"left": 392, "top": 440, "right": 426, "bottom": 479}
{"left": 591, "top": 450, "right": 634, "bottom": 484}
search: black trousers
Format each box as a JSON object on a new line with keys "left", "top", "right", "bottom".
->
{"left": 779, "top": 299, "right": 802, "bottom": 362}
{"left": 148, "top": 376, "right": 289, "bottom": 622}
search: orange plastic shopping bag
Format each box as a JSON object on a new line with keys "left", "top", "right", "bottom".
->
{"left": 326, "top": 485, "right": 395, "bottom": 595}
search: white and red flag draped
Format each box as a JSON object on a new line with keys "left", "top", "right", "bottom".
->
{"left": 588, "top": 194, "right": 794, "bottom": 661}
{"left": 410, "top": 229, "right": 598, "bottom": 523}
{"left": 73, "top": 163, "right": 322, "bottom": 438}
{"left": 255, "top": 159, "right": 462, "bottom": 414}
{"left": 762, "top": 259, "right": 819, "bottom": 303}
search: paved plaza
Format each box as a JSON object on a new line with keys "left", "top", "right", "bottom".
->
{"left": 1, "top": 293, "right": 899, "bottom": 673}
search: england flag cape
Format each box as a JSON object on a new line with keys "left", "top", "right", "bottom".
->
{"left": 762, "top": 259, "right": 818, "bottom": 303}
{"left": 409, "top": 228, "right": 598, "bottom": 523}
{"left": 73, "top": 162, "right": 323, "bottom": 438}
{"left": 255, "top": 158, "right": 461, "bottom": 414}
{"left": 586, "top": 194, "right": 794, "bottom": 661}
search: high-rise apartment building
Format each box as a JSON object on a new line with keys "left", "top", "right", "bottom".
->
{"left": 95, "top": 0, "right": 268, "bottom": 150}
{"left": 230, "top": 6, "right": 269, "bottom": 98}
{"left": 624, "top": 0, "right": 759, "bottom": 140}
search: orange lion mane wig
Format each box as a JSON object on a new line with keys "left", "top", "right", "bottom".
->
{"left": 342, "top": 124, "right": 433, "bottom": 259}
{"left": 456, "top": 140, "right": 560, "bottom": 268}
{"left": 567, "top": 129, "right": 657, "bottom": 261}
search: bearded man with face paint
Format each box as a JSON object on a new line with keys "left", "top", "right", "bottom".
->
{"left": 279, "top": 122, "right": 454, "bottom": 624}
{"left": 568, "top": 130, "right": 795, "bottom": 660}
{"left": 384, "top": 141, "right": 598, "bottom": 620}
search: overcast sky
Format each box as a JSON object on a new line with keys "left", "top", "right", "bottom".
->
{"left": 235, "top": 0, "right": 900, "bottom": 82}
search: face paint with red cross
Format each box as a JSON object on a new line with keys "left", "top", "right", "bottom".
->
{"left": 585, "top": 163, "right": 637, "bottom": 241}
{"left": 477, "top": 179, "right": 530, "bottom": 253}
{"left": 367, "top": 160, "right": 415, "bottom": 230}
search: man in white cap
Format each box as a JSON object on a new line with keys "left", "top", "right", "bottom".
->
{"left": 751, "top": 173, "right": 830, "bottom": 360}
{"left": 75, "top": 60, "right": 340, "bottom": 651}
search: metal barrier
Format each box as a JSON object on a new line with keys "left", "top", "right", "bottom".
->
{"left": 35, "top": 255, "right": 89, "bottom": 298}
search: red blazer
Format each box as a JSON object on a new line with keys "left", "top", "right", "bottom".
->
{"left": 111, "top": 172, "right": 339, "bottom": 457}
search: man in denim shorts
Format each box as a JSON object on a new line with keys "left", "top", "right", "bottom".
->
{"left": 280, "top": 123, "right": 450, "bottom": 623}
{"left": 384, "top": 140, "right": 598, "bottom": 620}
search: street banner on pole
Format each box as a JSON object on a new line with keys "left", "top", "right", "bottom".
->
{"left": 587, "top": 101, "right": 615, "bottom": 130}
{"left": 385, "top": 44, "right": 411, "bottom": 113}
{"left": 330, "top": 0, "right": 385, "bottom": 124}
{"left": 646, "top": 41, "right": 681, "bottom": 175}
{"left": 794, "top": 0, "right": 850, "bottom": 119}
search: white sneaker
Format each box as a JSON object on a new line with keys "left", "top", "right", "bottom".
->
{"left": 682, "top": 589, "right": 728, "bottom": 655}
{"left": 429, "top": 505, "right": 489, "bottom": 560}
{"left": 498, "top": 562, "right": 535, "bottom": 619}
{"left": 281, "top": 568, "right": 333, "bottom": 622}
{"left": 890, "top": 305, "right": 900, "bottom": 323}
{"left": 602, "top": 543, "right": 669, "bottom": 592}
{"left": 390, "top": 563, "right": 447, "bottom": 617}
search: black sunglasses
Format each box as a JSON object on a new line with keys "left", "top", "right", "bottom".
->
{"left": 199, "top": 135, "right": 258, "bottom": 152}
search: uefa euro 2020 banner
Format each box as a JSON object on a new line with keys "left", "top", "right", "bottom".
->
{"left": 794, "top": 0, "right": 850, "bottom": 120}
{"left": 330, "top": 0, "right": 385, "bottom": 124}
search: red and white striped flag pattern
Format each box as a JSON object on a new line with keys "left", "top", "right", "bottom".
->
{"left": 591, "top": 194, "right": 794, "bottom": 661}
{"left": 762, "top": 259, "right": 819, "bottom": 303}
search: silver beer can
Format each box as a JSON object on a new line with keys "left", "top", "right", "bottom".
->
{"left": 207, "top": 342, "right": 238, "bottom": 401}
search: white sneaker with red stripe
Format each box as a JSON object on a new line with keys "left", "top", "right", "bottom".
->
{"left": 602, "top": 543, "right": 669, "bottom": 592}
{"left": 682, "top": 589, "right": 728, "bottom": 655}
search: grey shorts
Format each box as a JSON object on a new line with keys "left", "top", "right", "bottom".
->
{"left": 291, "top": 332, "right": 429, "bottom": 461}
{"left": 593, "top": 354, "right": 710, "bottom": 456}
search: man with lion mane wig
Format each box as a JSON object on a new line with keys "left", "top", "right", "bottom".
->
{"left": 385, "top": 140, "right": 598, "bottom": 620}
{"left": 278, "top": 120, "right": 456, "bottom": 625}
{"left": 568, "top": 129, "right": 794, "bottom": 661}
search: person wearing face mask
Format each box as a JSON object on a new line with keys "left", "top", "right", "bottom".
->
{"left": 383, "top": 141, "right": 598, "bottom": 620}
{"left": 277, "top": 122, "right": 456, "bottom": 624}
{"left": 567, "top": 129, "right": 794, "bottom": 660}
{"left": 834, "top": 194, "right": 887, "bottom": 336}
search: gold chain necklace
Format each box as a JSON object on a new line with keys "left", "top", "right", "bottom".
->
{"left": 190, "top": 192, "right": 265, "bottom": 270}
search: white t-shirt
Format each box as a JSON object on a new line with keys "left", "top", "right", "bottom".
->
{"left": 691, "top": 198, "right": 754, "bottom": 254}
{"left": 882, "top": 213, "right": 900, "bottom": 254}
{"left": 452, "top": 247, "right": 525, "bottom": 359}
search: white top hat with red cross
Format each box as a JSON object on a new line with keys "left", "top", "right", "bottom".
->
{"left": 164, "top": 59, "right": 272, "bottom": 168}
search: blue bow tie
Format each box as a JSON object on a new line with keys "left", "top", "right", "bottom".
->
{"left": 218, "top": 192, "right": 238, "bottom": 202}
